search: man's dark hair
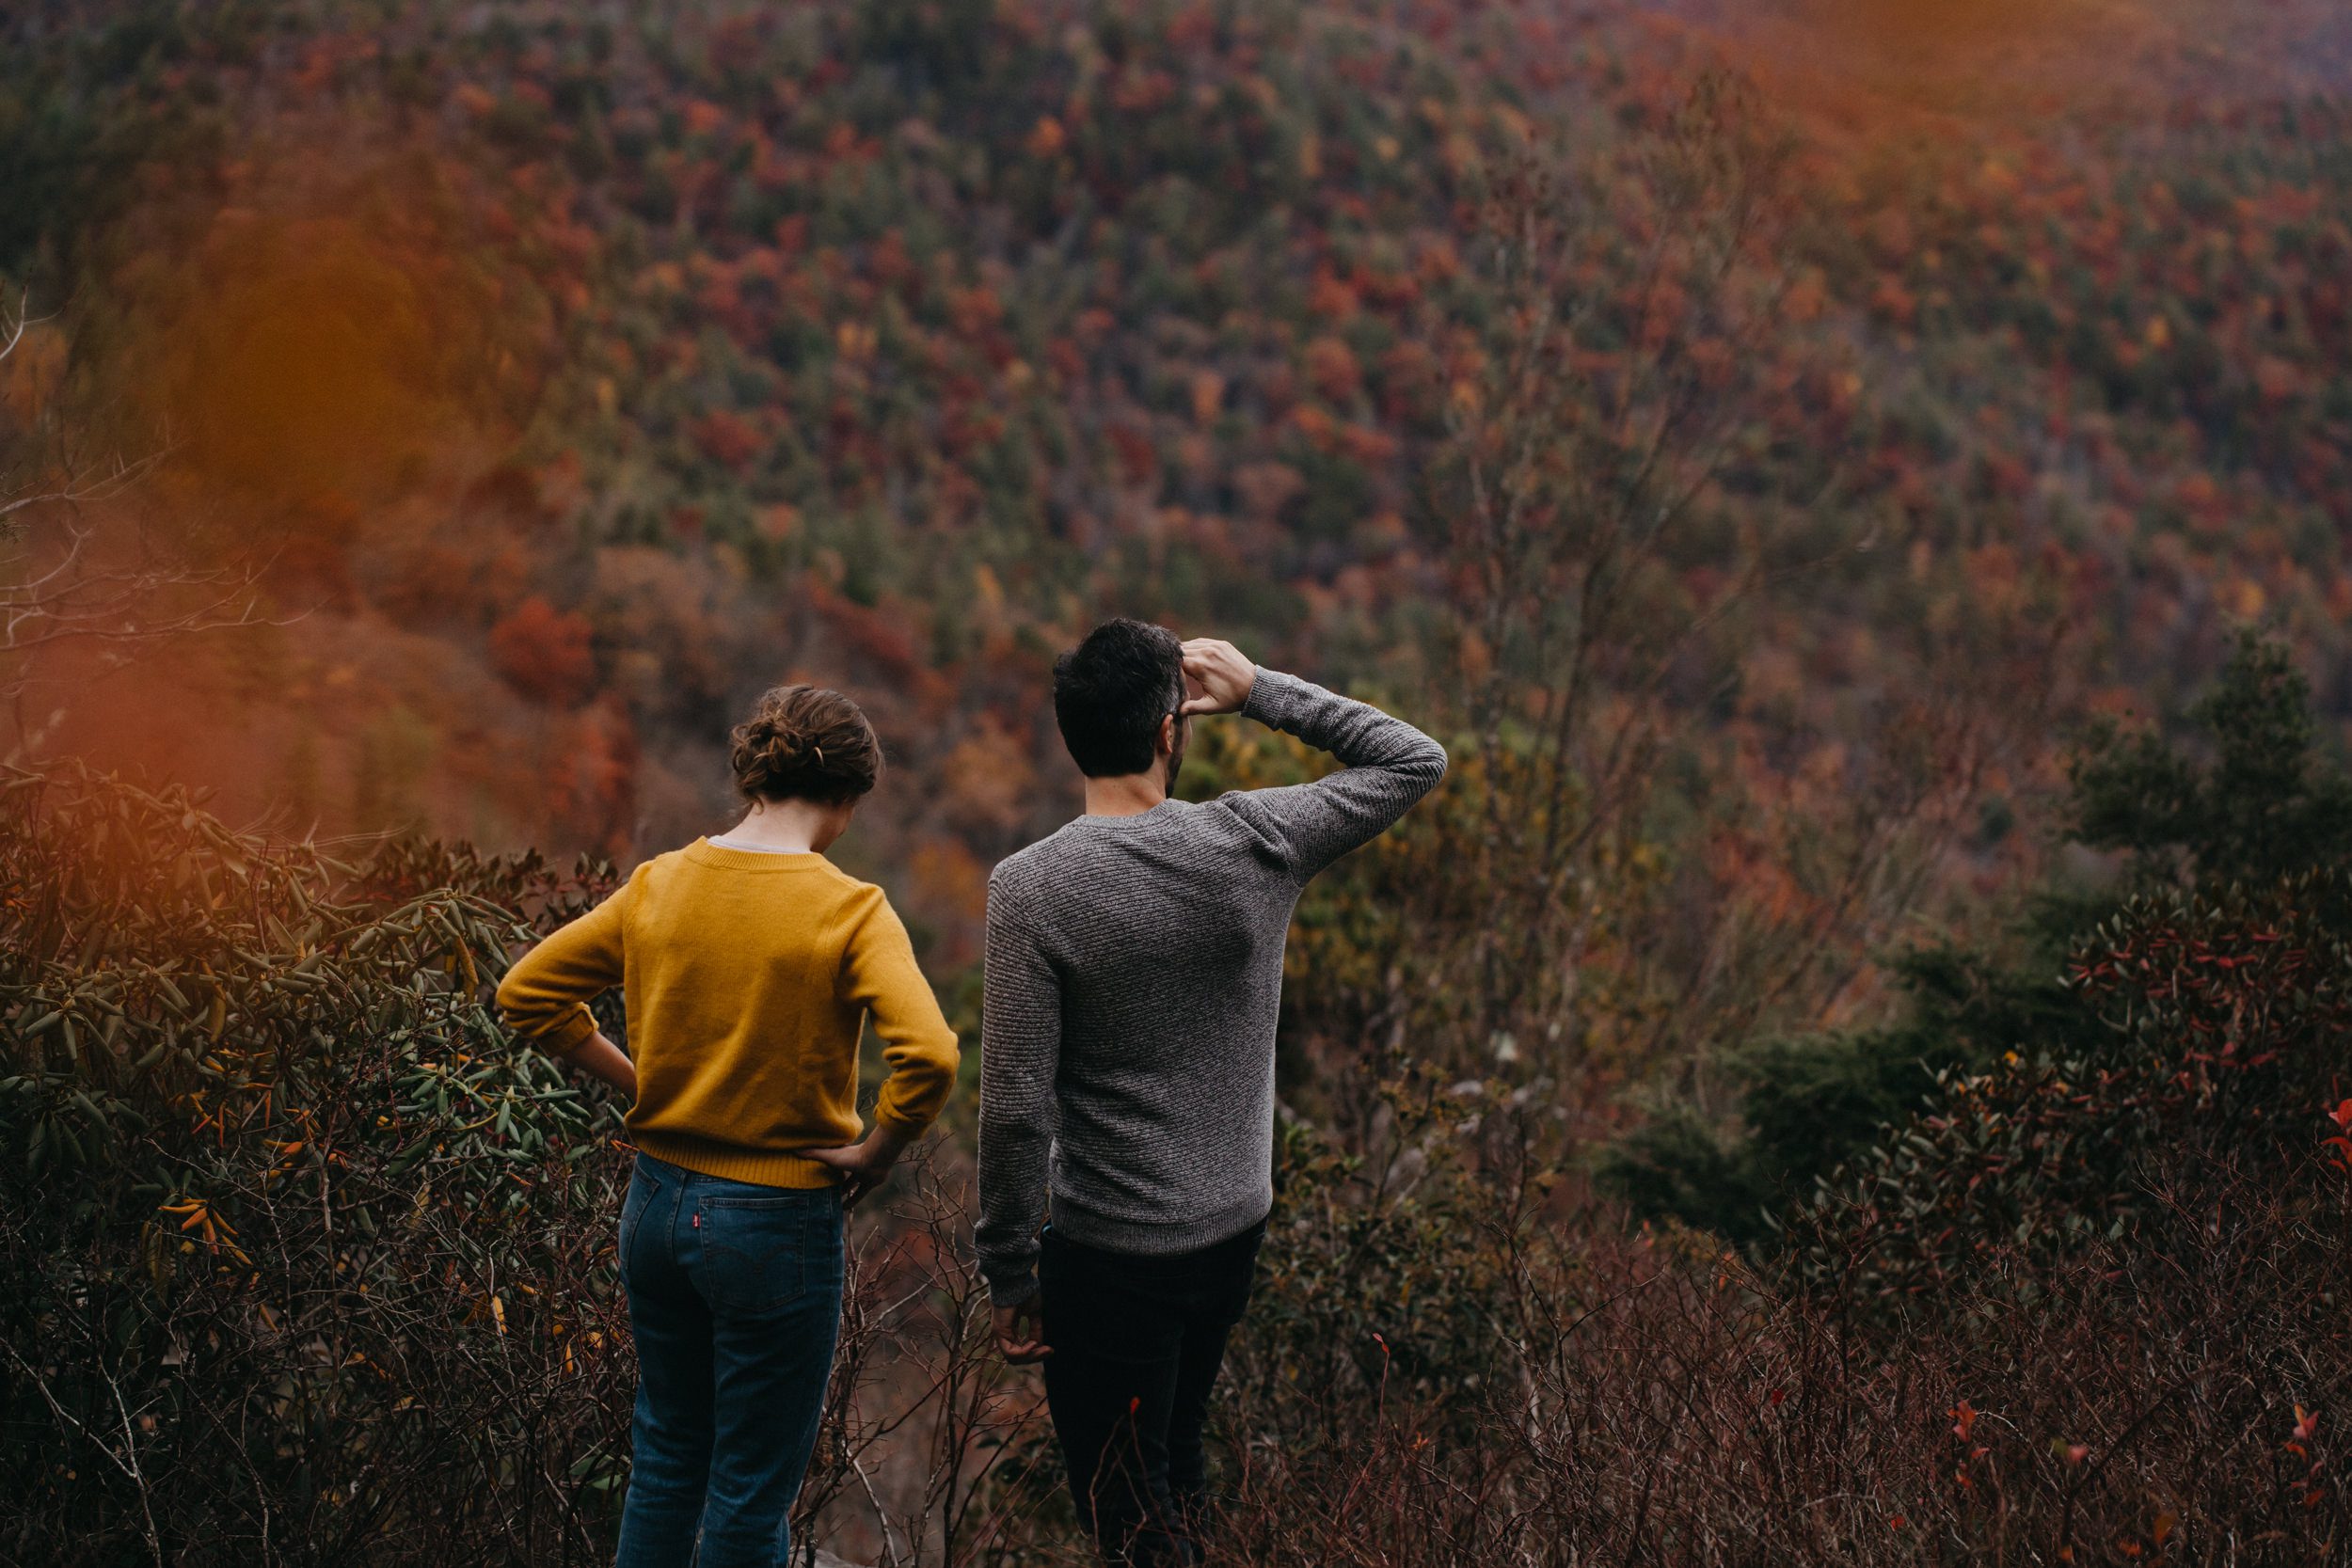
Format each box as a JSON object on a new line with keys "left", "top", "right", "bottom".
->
{"left": 1053, "top": 619, "right": 1184, "bottom": 778}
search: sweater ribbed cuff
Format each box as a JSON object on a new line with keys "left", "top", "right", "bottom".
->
{"left": 983, "top": 1267, "right": 1040, "bottom": 1307}
{"left": 1239, "top": 665, "right": 1295, "bottom": 728}
{"left": 873, "top": 1103, "right": 935, "bottom": 1140}
{"left": 528, "top": 1003, "right": 599, "bottom": 1056}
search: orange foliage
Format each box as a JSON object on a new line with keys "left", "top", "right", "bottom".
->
{"left": 490, "top": 596, "right": 596, "bottom": 707}
{"left": 693, "top": 408, "right": 765, "bottom": 471}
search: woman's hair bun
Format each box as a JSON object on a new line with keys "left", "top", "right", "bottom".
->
{"left": 728, "top": 685, "right": 882, "bottom": 805}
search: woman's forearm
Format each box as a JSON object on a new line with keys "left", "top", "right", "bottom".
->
{"left": 567, "top": 1031, "right": 639, "bottom": 1101}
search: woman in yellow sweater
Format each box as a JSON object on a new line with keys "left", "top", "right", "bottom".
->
{"left": 497, "top": 685, "right": 959, "bottom": 1568}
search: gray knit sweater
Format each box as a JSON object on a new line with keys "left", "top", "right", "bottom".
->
{"left": 976, "top": 668, "right": 1447, "bottom": 1305}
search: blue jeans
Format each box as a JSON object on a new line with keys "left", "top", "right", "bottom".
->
{"left": 612, "top": 1154, "right": 845, "bottom": 1568}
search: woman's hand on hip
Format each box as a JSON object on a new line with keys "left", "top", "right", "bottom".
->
{"left": 803, "top": 1124, "right": 913, "bottom": 1209}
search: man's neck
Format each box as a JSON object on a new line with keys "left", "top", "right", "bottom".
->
{"left": 1083, "top": 771, "right": 1168, "bottom": 818}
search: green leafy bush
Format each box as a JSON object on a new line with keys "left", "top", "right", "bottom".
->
{"left": 1605, "top": 634, "right": 2352, "bottom": 1253}
{"left": 0, "top": 765, "right": 633, "bottom": 1566}
{"left": 1781, "top": 870, "right": 2352, "bottom": 1308}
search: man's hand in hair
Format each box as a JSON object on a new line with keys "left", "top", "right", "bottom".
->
{"left": 1180, "top": 639, "right": 1255, "bottom": 716}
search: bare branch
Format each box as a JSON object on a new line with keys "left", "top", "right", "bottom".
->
{"left": 0, "top": 294, "right": 274, "bottom": 713}
{"left": 0, "top": 284, "right": 51, "bottom": 369}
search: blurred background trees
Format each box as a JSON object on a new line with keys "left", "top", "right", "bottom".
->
{"left": 0, "top": 292, "right": 273, "bottom": 732}
{"left": 5, "top": 0, "right": 2352, "bottom": 1560}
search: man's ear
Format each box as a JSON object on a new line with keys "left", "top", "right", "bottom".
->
{"left": 1157, "top": 712, "right": 1179, "bottom": 756}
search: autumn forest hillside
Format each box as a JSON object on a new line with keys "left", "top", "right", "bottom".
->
{"left": 7, "top": 1, "right": 2351, "bottom": 974}
{"left": 9, "top": 1, "right": 2352, "bottom": 1562}
{"left": 12, "top": 0, "right": 2352, "bottom": 1255}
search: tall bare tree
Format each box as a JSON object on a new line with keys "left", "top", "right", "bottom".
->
{"left": 1343, "top": 75, "right": 2054, "bottom": 1115}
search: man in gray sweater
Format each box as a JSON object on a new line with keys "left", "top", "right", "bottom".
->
{"left": 977, "top": 619, "right": 1446, "bottom": 1565}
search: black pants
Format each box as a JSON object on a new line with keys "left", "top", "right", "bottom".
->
{"left": 1039, "top": 1219, "right": 1265, "bottom": 1567}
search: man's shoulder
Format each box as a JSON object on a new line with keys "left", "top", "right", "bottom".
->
{"left": 987, "top": 826, "right": 1083, "bottom": 899}
{"left": 990, "top": 801, "right": 1271, "bottom": 901}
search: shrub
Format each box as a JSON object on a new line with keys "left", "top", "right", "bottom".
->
{"left": 1605, "top": 633, "right": 2352, "bottom": 1253}
{"left": 1236, "top": 1072, "right": 1538, "bottom": 1433}
{"left": 1204, "top": 1169, "right": 2352, "bottom": 1565}
{"left": 0, "top": 764, "right": 633, "bottom": 1566}
{"left": 10, "top": 644, "right": 2350, "bottom": 1565}
{"left": 1781, "top": 870, "right": 2352, "bottom": 1308}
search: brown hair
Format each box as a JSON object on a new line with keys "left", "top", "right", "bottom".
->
{"left": 727, "top": 685, "right": 882, "bottom": 805}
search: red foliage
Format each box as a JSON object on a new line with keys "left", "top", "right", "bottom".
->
{"left": 1305, "top": 336, "right": 1363, "bottom": 404}
{"left": 1107, "top": 420, "right": 1159, "bottom": 485}
{"left": 488, "top": 595, "right": 596, "bottom": 706}
{"left": 692, "top": 408, "right": 764, "bottom": 471}
{"left": 548, "top": 699, "right": 640, "bottom": 851}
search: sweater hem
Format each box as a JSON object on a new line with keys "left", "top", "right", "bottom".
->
{"left": 630, "top": 1131, "right": 841, "bottom": 1189}
{"left": 1043, "top": 1185, "right": 1274, "bottom": 1259}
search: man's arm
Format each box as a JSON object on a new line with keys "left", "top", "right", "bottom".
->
{"left": 975, "top": 873, "right": 1061, "bottom": 1317}
{"left": 1184, "top": 640, "right": 1448, "bottom": 882}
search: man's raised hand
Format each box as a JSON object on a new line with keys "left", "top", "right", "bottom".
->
{"left": 1180, "top": 638, "right": 1255, "bottom": 717}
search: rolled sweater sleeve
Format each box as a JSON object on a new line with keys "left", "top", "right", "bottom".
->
{"left": 975, "top": 873, "right": 1060, "bottom": 1306}
{"left": 1226, "top": 668, "right": 1448, "bottom": 881}
{"left": 841, "top": 891, "right": 961, "bottom": 1137}
{"left": 494, "top": 883, "right": 630, "bottom": 1056}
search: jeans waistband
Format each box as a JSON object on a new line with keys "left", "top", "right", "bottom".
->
{"left": 634, "top": 1151, "right": 839, "bottom": 1206}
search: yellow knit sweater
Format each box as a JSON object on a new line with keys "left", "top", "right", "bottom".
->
{"left": 495, "top": 840, "right": 961, "bottom": 1187}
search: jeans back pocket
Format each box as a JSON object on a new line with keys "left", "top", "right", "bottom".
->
{"left": 696, "top": 1193, "right": 816, "bottom": 1312}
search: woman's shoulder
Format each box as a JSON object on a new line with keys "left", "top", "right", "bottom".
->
{"left": 815, "top": 859, "right": 883, "bottom": 896}
{"left": 822, "top": 864, "right": 903, "bottom": 920}
{"left": 632, "top": 843, "right": 703, "bottom": 879}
